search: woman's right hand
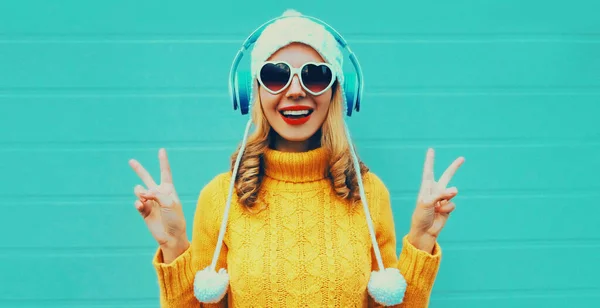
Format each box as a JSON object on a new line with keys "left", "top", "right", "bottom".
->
{"left": 129, "top": 148, "right": 189, "bottom": 262}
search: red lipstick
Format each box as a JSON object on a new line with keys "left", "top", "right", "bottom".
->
{"left": 278, "top": 105, "right": 313, "bottom": 126}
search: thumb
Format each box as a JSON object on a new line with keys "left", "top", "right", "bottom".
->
{"left": 141, "top": 188, "right": 176, "bottom": 208}
{"left": 436, "top": 200, "right": 456, "bottom": 214}
{"left": 134, "top": 199, "right": 153, "bottom": 218}
{"left": 134, "top": 185, "right": 147, "bottom": 200}
{"left": 423, "top": 187, "right": 458, "bottom": 206}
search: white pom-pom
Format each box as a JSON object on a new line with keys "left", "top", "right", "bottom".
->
{"left": 193, "top": 266, "right": 229, "bottom": 303}
{"left": 282, "top": 9, "right": 302, "bottom": 17}
{"left": 367, "top": 268, "right": 407, "bottom": 306}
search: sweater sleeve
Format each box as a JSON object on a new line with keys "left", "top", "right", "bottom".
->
{"left": 152, "top": 173, "right": 231, "bottom": 308}
{"left": 367, "top": 173, "right": 441, "bottom": 308}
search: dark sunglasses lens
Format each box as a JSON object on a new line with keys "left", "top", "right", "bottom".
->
{"left": 301, "top": 64, "right": 333, "bottom": 93}
{"left": 260, "top": 63, "right": 290, "bottom": 92}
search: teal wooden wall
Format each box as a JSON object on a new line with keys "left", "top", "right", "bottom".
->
{"left": 1, "top": 1, "right": 599, "bottom": 307}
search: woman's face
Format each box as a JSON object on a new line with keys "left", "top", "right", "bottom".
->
{"left": 258, "top": 42, "right": 334, "bottom": 151}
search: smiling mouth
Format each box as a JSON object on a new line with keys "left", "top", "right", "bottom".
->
{"left": 279, "top": 109, "right": 314, "bottom": 119}
{"left": 278, "top": 107, "right": 314, "bottom": 125}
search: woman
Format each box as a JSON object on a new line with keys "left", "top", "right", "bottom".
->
{"left": 129, "top": 9, "right": 464, "bottom": 308}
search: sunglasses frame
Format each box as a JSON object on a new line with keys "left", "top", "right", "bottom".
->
{"left": 256, "top": 61, "right": 337, "bottom": 96}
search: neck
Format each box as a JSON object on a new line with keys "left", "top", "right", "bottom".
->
{"left": 269, "top": 129, "right": 322, "bottom": 152}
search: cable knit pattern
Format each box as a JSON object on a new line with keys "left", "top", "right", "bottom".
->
{"left": 152, "top": 147, "right": 442, "bottom": 307}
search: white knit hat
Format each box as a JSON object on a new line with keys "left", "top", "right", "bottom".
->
{"left": 250, "top": 9, "right": 345, "bottom": 87}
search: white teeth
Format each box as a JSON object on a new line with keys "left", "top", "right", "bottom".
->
{"left": 282, "top": 110, "right": 310, "bottom": 116}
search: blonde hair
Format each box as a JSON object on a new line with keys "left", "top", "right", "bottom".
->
{"left": 229, "top": 83, "right": 369, "bottom": 208}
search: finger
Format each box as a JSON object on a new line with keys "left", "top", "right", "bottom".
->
{"left": 159, "top": 148, "right": 173, "bottom": 184}
{"left": 134, "top": 185, "right": 147, "bottom": 199}
{"left": 434, "top": 199, "right": 447, "bottom": 209}
{"left": 438, "top": 187, "right": 458, "bottom": 200}
{"left": 423, "top": 187, "right": 458, "bottom": 206}
{"left": 434, "top": 185, "right": 459, "bottom": 201}
{"left": 436, "top": 201, "right": 456, "bottom": 214}
{"left": 141, "top": 188, "right": 175, "bottom": 208}
{"left": 140, "top": 188, "right": 157, "bottom": 201}
{"left": 134, "top": 199, "right": 153, "bottom": 218}
{"left": 438, "top": 156, "right": 465, "bottom": 188}
{"left": 129, "top": 159, "right": 157, "bottom": 188}
{"left": 420, "top": 148, "right": 435, "bottom": 190}
{"left": 436, "top": 212, "right": 451, "bottom": 228}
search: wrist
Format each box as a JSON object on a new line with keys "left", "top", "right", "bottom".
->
{"left": 407, "top": 229, "right": 437, "bottom": 254}
{"left": 160, "top": 235, "right": 190, "bottom": 263}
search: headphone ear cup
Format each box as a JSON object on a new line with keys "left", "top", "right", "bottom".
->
{"left": 235, "top": 70, "right": 253, "bottom": 115}
{"left": 342, "top": 72, "right": 358, "bottom": 116}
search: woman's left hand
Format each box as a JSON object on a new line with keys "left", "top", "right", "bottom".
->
{"left": 408, "top": 148, "right": 465, "bottom": 253}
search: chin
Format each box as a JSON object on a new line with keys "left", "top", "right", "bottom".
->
{"left": 267, "top": 114, "right": 325, "bottom": 146}
{"left": 276, "top": 131, "right": 316, "bottom": 142}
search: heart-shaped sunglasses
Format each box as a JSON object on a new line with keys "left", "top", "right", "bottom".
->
{"left": 257, "top": 61, "right": 336, "bottom": 96}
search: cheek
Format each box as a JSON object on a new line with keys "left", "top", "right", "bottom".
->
{"left": 313, "top": 91, "right": 333, "bottom": 117}
{"left": 259, "top": 88, "right": 281, "bottom": 113}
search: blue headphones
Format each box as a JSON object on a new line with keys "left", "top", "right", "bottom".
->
{"left": 228, "top": 14, "right": 364, "bottom": 117}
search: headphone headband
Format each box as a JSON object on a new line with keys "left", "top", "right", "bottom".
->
{"left": 228, "top": 13, "right": 363, "bottom": 116}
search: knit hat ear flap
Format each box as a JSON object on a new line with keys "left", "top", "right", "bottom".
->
{"left": 343, "top": 122, "right": 408, "bottom": 306}
{"left": 193, "top": 118, "right": 253, "bottom": 303}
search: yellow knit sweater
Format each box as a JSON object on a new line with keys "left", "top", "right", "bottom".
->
{"left": 152, "top": 147, "right": 441, "bottom": 307}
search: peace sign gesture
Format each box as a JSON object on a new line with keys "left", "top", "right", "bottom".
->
{"left": 409, "top": 148, "right": 465, "bottom": 251}
{"left": 129, "top": 148, "right": 189, "bottom": 259}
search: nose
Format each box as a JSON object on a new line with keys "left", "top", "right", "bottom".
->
{"left": 285, "top": 75, "right": 305, "bottom": 99}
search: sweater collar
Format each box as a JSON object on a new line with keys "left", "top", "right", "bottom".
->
{"left": 263, "top": 146, "right": 329, "bottom": 183}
